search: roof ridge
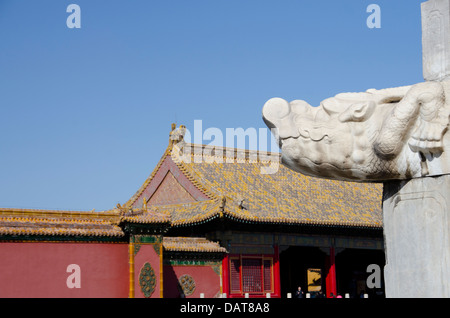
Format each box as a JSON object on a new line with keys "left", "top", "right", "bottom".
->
{"left": 125, "top": 141, "right": 226, "bottom": 208}
{"left": 170, "top": 141, "right": 282, "bottom": 201}
{"left": 221, "top": 204, "right": 382, "bottom": 228}
{"left": 180, "top": 142, "right": 281, "bottom": 162}
{"left": 162, "top": 236, "right": 227, "bottom": 253}
{"left": 0, "top": 207, "right": 120, "bottom": 219}
{"left": 125, "top": 147, "right": 171, "bottom": 208}
{"left": 169, "top": 199, "right": 224, "bottom": 227}
{"left": 170, "top": 143, "right": 223, "bottom": 200}
{"left": 0, "top": 216, "right": 112, "bottom": 225}
{"left": 150, "top": 198, "right": 221, "bottom": 209}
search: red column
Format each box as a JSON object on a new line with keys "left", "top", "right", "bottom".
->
{"left": 325, "top": 246, "right": 337, "bottom": 298}
{"left": 273, "top": 244, "right": 281, "bottom": 298}
{"left": 222, "top": 253, "right": 230, "bottom": 297}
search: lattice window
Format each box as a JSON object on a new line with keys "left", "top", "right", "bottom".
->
{"left": 230, "top": 258, "right": 241, "bottom": 292}
{"left": 242, "top": 258, "right": 263, "bottom": 293}
{"left": 263, "top": 259, "right": 272, "bottom": 292}
{"left": 230, "top": 256, "right": 273, "bottom": 295}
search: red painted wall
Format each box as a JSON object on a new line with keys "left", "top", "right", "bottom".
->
{"left": 163, "top": 264, "right": 221, "bottom": 298}
{"left": 133, "top": 244, "right": 162, "bottom": 298}
{"left": 0, "top": 242, "right": 129, "bottom": 298}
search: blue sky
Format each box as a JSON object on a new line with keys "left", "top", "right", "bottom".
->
{"left": 0, "top": 0, "right": 425, "bottom": 211}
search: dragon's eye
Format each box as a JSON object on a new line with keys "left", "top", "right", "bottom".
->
{"left": 321, "top": 98, "right": 343, "bottom": 115}
{"left": 380, "top": 96, "right": 403, "bottom": 104}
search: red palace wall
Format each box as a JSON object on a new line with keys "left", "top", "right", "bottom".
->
{"left": 163, "top": 264, "right": 221, "bottom": 298}
{"left": 132, "top": 243, "right": 162, "bottom": 298}
{"left": 0, "top": 242, "right": 129, "bottom": 298}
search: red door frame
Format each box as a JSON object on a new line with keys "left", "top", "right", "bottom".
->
{"left": 325, "top": 246, "right": 337, "bottom": 298}
{"left": 222, "top": 245, "right": 281, "bottom": 298}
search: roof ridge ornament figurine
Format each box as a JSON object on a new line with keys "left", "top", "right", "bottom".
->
{"left": 169, "top": 123, "right": 186, "bottom": 147}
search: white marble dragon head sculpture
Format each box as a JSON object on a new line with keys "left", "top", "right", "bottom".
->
{"left": 263, "top": 81, "right": 450, "bottom": 182}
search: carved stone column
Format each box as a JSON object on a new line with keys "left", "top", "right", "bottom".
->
{"left": 422, "top": 0, "right": 450, "bottom": 81}
{"left": 383, "top": 176, "right": 450, "bottom": 297}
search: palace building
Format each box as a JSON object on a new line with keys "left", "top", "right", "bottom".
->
{"left": 0, "top": 124, "right": 385, "bottom": 298}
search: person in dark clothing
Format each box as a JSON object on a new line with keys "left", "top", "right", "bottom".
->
{"left": 295, "top": 286, "right": 304, "bottom": 298}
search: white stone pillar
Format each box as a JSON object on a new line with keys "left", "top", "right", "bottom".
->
{"left": 422, "top": 0, "right": 450, "bottom": 81}
{"left": 383, "top": 175, "right": 450, "bottom": 297}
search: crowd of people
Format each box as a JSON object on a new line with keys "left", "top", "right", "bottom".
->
{"left": 294, "top": 286, "right": 327, "bottom": 298}
{"left": 294, "top": 286, "right": 368, "bottom": 298}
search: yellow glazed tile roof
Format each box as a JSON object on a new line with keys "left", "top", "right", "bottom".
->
{"left": 0, "top": 208, "right": 124, "bottom": 237}
{"left": 0, "top": 135, "right": 383, "bottom": 237}
{"left": 163, "top": 236, "right": 227, "bottom": 253}
{"left": 161, "top": 142, "right": 383, "bottom": 228}
{"left": 120, "top": 207, "right": 171, "bottom": 224}
{"left": 149, "top": 199, "right": 224, "bottom": 226}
